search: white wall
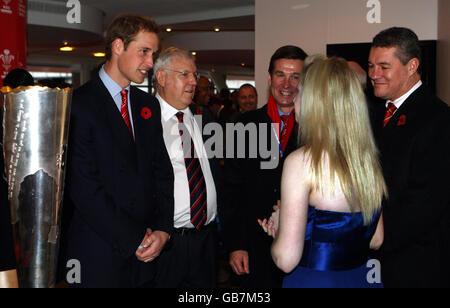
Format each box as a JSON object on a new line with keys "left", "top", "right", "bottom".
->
{"left": 255, "top": 0, "right": 439, "bottom": 106}
{"left": 437, "top": 0, "right": 450, "bottom": 104}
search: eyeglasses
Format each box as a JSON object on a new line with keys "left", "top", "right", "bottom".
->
{"left": 164, "top": 69, "right": 200, "bottom": 81}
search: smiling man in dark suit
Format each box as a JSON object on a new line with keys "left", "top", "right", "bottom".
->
{"left": 61, "top": 14, "right": 174, "bottom": 288}
{"left": 368, "top": 27, "right": 450, "bottom": 288}
{"left": 221, "top": 45, "right": 308, "bottom": 288}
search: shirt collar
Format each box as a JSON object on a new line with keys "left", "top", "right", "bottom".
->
{"left": 386, "top": 80, "right": 422, "bottom": 109}
{"left": 156, "top": 93, "right": 192, "bottom": 121}
{"left": 278, "top": 108, "right": 293, "bottom": 117}
{"left": 99, "top": 65, "right": 130, "bottom": 97}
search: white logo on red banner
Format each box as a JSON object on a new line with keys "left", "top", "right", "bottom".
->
{"left": 1, "top": 0, "right": 12, "bottom": 14}
{"left": 1, "top": 49, "right": 15, "bottom": 79}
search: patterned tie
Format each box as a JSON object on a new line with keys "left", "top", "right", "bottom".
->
{"left": 175, "top": 112, "right": 207, "bottom": 229}
{"left": 120, "top": 89, "right": 134, "bottom": 139}
{"left": 383, "top": 102, "right": 397, "bottom": 128}
{"left": 280, "top": 115, "right": 289, "bottom": 145}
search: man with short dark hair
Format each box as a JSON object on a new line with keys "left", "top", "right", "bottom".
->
{"left": 237, "top": 84, "right": 258, "bottom": 113}
{"left": 368, "top": 27, "right": 450, "bottom": 288}
{"left": 61, "top": 14, "right": 174, "bottom": 288}
{"left": 221, "top": 45, "right": 308, "bottom": 288}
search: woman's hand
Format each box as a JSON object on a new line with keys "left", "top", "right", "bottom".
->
{"left": 258, "top": 201, "right": 281, "bottom": 238}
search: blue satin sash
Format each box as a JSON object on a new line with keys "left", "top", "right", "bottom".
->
{"left": 298, "top": 206, "right": 379, "bottom": 271}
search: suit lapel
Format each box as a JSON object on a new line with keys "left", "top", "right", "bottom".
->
{"left": 129, "top": 86, "right": 148, "bottom": 171}
{"left": 93, "top": 76, "right": 137, "bottom": 163}
{"left": 382, "top": 85, "right": 424, "bottom": 134}
{"left": 189, "top": 104, "right": 208, "bottom": 144}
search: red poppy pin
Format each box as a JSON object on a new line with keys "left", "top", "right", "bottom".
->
{"left": 196, "top": 106, "right": 203, "bottom": 115}
{"left": 397, "top": 115, "right": 406, "bottom": 126}
{"left": 141, "top": 107, "right": 152, "bottom": 119}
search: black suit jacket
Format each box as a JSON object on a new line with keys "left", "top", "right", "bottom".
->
{"left": 220, "top": 104, "right": 297, "bottom": 287}
{"left": 61, "top": 74, "right": 174, "bottom": 287}
{"left": 373, "top": 85, "right": 450, "bottom": 287}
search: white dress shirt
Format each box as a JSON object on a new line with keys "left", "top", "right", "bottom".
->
{"left": 386, "top": 80, "right": 423, "bottom": 113}
{"left": 156, "top": 93, "right": 217, "bottom": 228}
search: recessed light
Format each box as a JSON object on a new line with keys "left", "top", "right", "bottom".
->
{"left": 191, "top": 51, "right": 197, "bottom": 56}
{"left": 93, "top": 52, "right": 106, "bottom": 57}
{"left": 214, "top": 27, "right": 220, "bottom": 32}
{"left": 166, "top": 28, "right": 172, "bottom": 32}
{"left": 60, "top": 46, "right": 74, "bottom": 52}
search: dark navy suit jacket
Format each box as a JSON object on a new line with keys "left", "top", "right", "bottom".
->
{"left": 61, "top": 74, "right": 174, "bottom": 287}
{"left": 220, "top": 104, "right": 297, "bottom": 287}
{"left": 372, "top": 85, "right": 450, "bottom": 287}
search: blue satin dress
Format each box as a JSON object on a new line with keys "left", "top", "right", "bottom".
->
{"left": 282, "top": 206, "right": 383, "bottom": 288}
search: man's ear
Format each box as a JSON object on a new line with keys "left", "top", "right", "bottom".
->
{"left": 155, "top": 69, "right": 166, "bottom": 88}
{"left": 267, "top": 72, "right": 272, "bottom": 87}
{"left": 407, "top": 57, "right": 420, "bottom": 76}
{"left": 111, "top": 38, "right": 124, "bottom": 57}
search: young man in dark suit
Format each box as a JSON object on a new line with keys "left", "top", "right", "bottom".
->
{"left": 153, "top": 47, "right": 222, "bottom": 287}
{"left": 368, "top": 27, "right": 450, "bottom": 287}
{"left": 61, "top": 14, "right": 174, "bottom": 288}
{"left": 221, "top": 45, "right": 308, "bottom": 288}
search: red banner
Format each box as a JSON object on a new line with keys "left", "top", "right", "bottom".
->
{"left": 0, "top": 0, "right": 27, "bottom": 85}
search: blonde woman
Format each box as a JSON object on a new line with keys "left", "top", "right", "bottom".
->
{"left": 259, "top": 57, "right": 386, "bottom": 287}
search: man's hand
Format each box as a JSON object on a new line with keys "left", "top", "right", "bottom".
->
{"left": 135, "top": 228, "right": 170, "bottom": 263}
{"left": 229, "top": 250, "right": 250, "bottom": 275}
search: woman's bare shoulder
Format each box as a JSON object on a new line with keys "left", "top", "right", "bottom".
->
{"left": 285, "top": 147, "right": 311, "bottom": 167}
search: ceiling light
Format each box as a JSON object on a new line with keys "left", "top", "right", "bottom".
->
{"left": 60, "top": 46, "right": 74, "bottom": 52}
{"left": 166, "top": 28, "right": 172, "bottom": 32}
{"left": 214, "top": 27, "right": 220, "bottom": 32}
{"left": 93, "top": 52, "right": 106, "bottom": 57}
{"left": 60, "top": 41, "right": 74, "bottom": 52}
{"left": 191, "top": 51, "right": 197, "bottom": 56}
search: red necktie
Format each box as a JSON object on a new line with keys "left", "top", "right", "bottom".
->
{"left": 175, "top": 112, "right": 207, "bottom": 229}
{"left": 120, "top": 89, "right": 134, "bottom": 139}
{"left": 383, "top": 102, "right": 397, "bottom": 128}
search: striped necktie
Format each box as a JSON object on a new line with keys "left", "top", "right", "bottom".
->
{"left": 383, "top": 102, "right": 397, "bottom": 128}
{"left": 175, "top": 112, "right": 207, "bottom": 229}
{"left": 120, "top": 89, "right": 134, "bottom": 139}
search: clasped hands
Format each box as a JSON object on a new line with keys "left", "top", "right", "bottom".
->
{"left": 135, "top": 228, "right": 170, "bottom": 263}
{"left": 257, "top": 200, "right": 281, "bottom": 238}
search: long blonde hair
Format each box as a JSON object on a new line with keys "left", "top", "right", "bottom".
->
{"left": 299, "top": 57, "right": 386, "bottom": 225}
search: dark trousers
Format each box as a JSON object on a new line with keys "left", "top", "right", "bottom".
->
{"left": 154, "top": 224, "right": 217, "bottom": 288}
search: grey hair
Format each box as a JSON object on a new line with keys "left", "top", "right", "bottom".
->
{"left": 152, "top": 46, "right": 195, "bottom": 85}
